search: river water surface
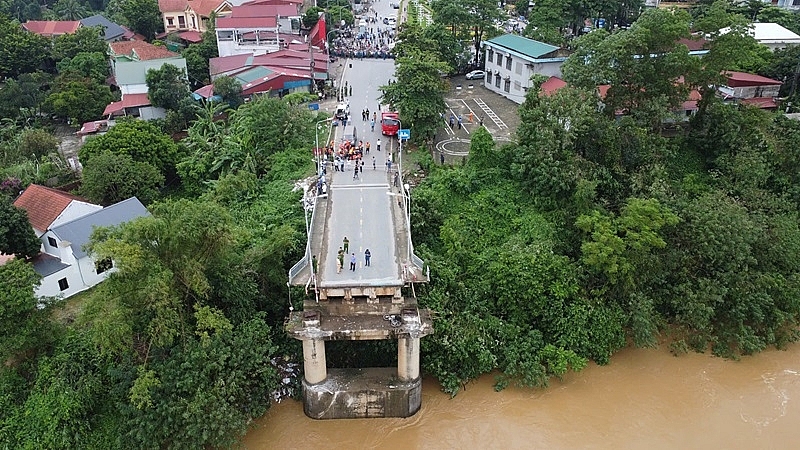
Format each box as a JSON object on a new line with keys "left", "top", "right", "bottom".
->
{"left": 243, "top": 344, "right": 800, "bottom": 449}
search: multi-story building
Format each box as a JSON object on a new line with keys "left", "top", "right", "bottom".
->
{"left": 482, "top": 34, "right": 568, "bottom": 104}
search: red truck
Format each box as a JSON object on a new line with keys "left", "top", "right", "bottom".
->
{"left": 380, "top": 112, "right": 400, "bottom": 136}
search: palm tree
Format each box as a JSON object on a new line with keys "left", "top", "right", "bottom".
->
{"left": 51, "top": 0, "right": 91, "bottom": 20}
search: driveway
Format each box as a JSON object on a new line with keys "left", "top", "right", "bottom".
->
{"left": 435, "top": 75, "right": 523, "bottom": 163}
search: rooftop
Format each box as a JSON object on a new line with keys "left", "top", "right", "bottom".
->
{"left": 102, "top": 93, "right": 152, "bottom": 116}
{"left": 485, "top": 34, "right": 560, "bottom": 59}
{"left": 110, "top": 41, "right": 180, "bottom": 61}
{"left": 32, "top": 253, "right": 70, "bottom": 277}
{"left": 22, "top": 20, "right": 81, "bottom": 36}
{"left": 13, "top": 184, "right": 91, "bottom": 232}
{"left": 720, "top": 22, "right": 800, "bottom": 43}
{"left": 724, "top": 71, "right": 782, "bottom": 87}
{"left": 50, "top": 197, "right": 149, "bottom": 259}
{"left": 80, "top": 14, "right": 125, "bottom": 41}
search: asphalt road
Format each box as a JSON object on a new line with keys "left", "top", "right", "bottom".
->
{"left": 318, "top": 12, "right": 403, "bottom": 287}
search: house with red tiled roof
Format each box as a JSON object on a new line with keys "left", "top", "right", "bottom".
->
{"left": 159, "top": 0, "right": 232, "bottom": 34}
{"left": 13, "top": 185, "right": 149, "bottom": 299}
{"left": 718, "top": 71, "right": 782, "bottom": 109}
{"left": 215, "top": 0, "right": 303, "bottom": 57}
{"left": 13, "top": 184, "right": 101, "bottom": 236}
{"left": 21, "top": 20, "right": 81, "bottom": 37}
{"left": 105, "top": 41, "right": 188, "bottom": 119}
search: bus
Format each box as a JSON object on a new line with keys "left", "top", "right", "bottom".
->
{"left": 381, "top": 112, "right": 400, "bottom": 136}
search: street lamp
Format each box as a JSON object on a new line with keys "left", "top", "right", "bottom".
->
{"left": 315, "top": 117, "right": 333, "bottom": 177}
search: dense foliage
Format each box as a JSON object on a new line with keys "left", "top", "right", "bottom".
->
{"left": 5, "top": 0, "right": 800, "bottom": 444}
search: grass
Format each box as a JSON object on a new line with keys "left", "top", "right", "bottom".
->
{"left": 51, "top": 287, "right": 95, "bottom": 325}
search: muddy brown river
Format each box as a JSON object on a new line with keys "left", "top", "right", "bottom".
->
{"left": 243, "top": 345, "right": 800, "bottom": 449}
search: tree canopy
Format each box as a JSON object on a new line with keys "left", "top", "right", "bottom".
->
{"left": 79, "top": 119, "right": 180, "bottom": 176}
{"left": 0, "top": 197, "right": 40, "bottom": 259}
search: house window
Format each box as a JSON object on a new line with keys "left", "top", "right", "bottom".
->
{"left": 48, "top": 236, "right": 57, "bottom": 248}
{"left": 191, "top": 16, "right": 196, "bottom": 30}
{"left": 95, "top": 258, "right": 113, "bottom": 275}
{"left": 178, "top": 15, "right": 186, "bottom": 28}
{"left": 167, "top": 17, "right": 174, "bottom": 27}
{"left": 515, "top": 62, "right": 523, "bottom": 75}
{"left": 495, "top": 74, "right": 501, "bottom": 88}
{"left": 506, "top": 56, "right": 512, "bottom": 70}
{"left": 218, "top": 30, "right": 234, "bottom": 41}
{"left": 58, "top": 277, "right": 69, "bottom": 291}
{"left": 488, "top": 49, "right": 494, "bottom": 62}
{"left": 496, "top": 53, "right": 502, "bottom": 65}
{"left": 504, "top": 79, "right": 511, "bottom": 92}
{"left": 514, "top": 80, "right": 521, "bottom": 91}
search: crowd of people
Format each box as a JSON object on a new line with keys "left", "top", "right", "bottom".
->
{"left": 328, "top": 11, "right": 397, "bottom": 59}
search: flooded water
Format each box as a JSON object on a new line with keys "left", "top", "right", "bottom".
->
{"left": 242, "top": 344, "right": 800, "bottom": 449}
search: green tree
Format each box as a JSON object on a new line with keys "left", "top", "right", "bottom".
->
{"left": 757, "top": 5, "right": 800, "bottom": 35}
{"left": 381, "top": 51, "right": 450, "bottom": 142}
{"left": 145, "top": 63, "right": 191, "bottom": 111}
{"left": 50, "top": 0, "right": 90, "bottom": 20}
{"left": 0, "top": 197, "right": 41, "bottom": 259}
{"left": 2, "top": 0, "right": 42, "bottom": 22}
{"left": 302, "top": 6, "right": 323, "bottom": 28}
{"left": 326, "top": 5, "right": 353, "bottom": 27}
{"left": 562, "top": 8, "right": 698, "bottom": 128}
{"left": 464, "top": 0, "right": 502, "bottom": 67}
{"left": 430, "top": 0, "right": 471, "bottom": 37}
{"left": 120, "top": 0, "right": 161, "bottom": 40}
{"left": 0, "top": 71, "right": 52, "bottom": 123}
{"left": 19, "top": 128, "right": 58, "bottom": 159}
{"left": 55, "top": 51, "right": 109, "bottom": 83}
{"left": 0, "top": 14, "right": 50, "bottom": 78}
{"left": 123, "top": 315, "right": 278, "bottom": 449}
{"left": 45, "top": 74, "right": 115, "bottom": 123}
{"left": 181, "top": 25, "right": 218, "bottom": 89}
{"left": 51, "top": 25, "right": 108, "bottom": 61}
{"left": 212, "top": 75, "right": 243, "bottom": 108}
{"left": 79, "top": 119, "right": 179, "bottom": 176}
{"left": 81, "top": 151, "right": 164, "bottom": 206}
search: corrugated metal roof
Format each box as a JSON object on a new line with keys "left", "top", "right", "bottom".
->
{"left": 485, "top": 34, "right": 559, "bottom": 59}
{"left": 50, "top": 197, "right": 149, "bottom": 259}
{"left": 235, "top": 66, "right": 274, "bottom": 83}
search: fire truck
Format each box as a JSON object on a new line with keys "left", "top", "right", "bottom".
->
{"left": 380, "top": 112, "right": 400, "bottom": 136}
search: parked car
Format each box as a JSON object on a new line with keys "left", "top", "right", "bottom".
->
{"left": 391, "top": 2, "right": 399, "bottom": 8}
{"left": 465, "top": 70, "right": 486, "bottom": 80}
{"left": 387, "top": 17, "right": 397, "bottom": 26}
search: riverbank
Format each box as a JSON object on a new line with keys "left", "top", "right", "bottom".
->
{"left": 242, "top": 343, "right": 800, "bottom": 449}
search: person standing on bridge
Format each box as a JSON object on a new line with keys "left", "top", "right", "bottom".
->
{"left": 377, "top": 138, "right": 381, "bottom": 152}
{"left": 364, "top": 249, "right": 371, "bottom": 267}
{"left": 350, "top": 253, "right": 357, "bottom": 271}
{"left": 343, "top": 237, "right": 350, "bottom": 254}
{"left": 337, "top": 247, "right": 344, "bottom": 273}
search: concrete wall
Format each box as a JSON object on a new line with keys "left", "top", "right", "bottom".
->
{"left": 35, "top": 266, "right": 83, "bottom": 299}
{"left": 303, "top": 368, "right": 422, "bottom": 419}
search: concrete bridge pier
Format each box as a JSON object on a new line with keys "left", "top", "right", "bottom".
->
{"left": 302, "top": 338, "right": 327, "bottom": 384}
{"left": 397, "top": 337, "right": 420, "bottom": 381}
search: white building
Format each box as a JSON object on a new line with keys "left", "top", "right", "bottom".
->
{"left": 719, "top": 22, "right": 800, "bottom": 51}
{"left": 776, "top": 0, "right": 800, "bottom": 10}
{"left": 482, "top": 34, "right": 567, "bottom": 104}
{"left": 13, "top": 185, "right": 149, "bottom": 300}
{"left": 215, "top": 2, "right": 302, "bottom": 57}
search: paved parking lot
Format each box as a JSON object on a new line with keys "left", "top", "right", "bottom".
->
{"left": 435, "top": 75, "right": 523, "bottom": 163}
